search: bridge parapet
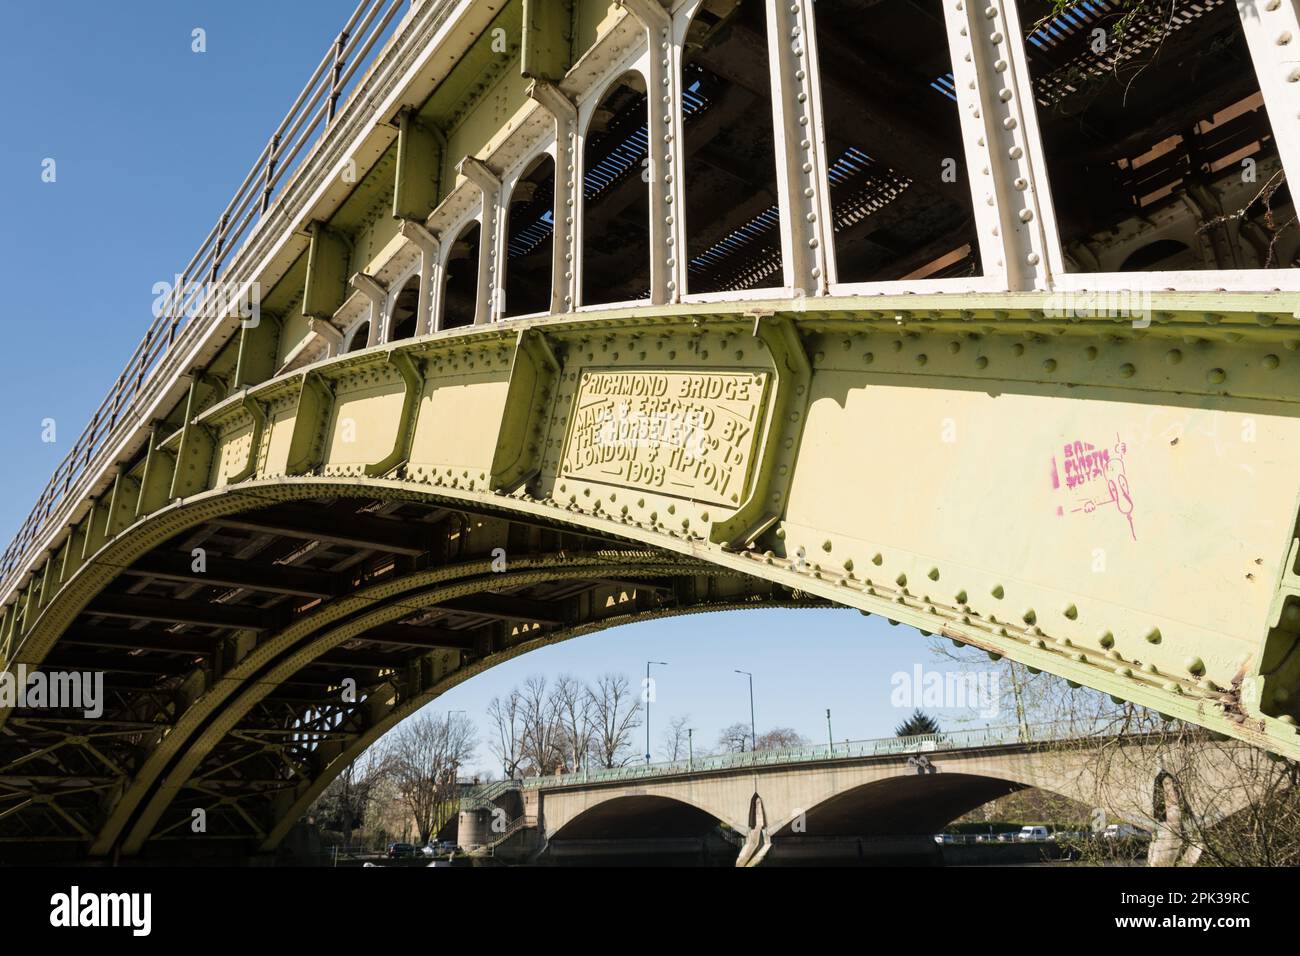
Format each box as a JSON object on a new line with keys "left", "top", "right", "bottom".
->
{"left": 511, "top": 720, "right": 1099, "bottom": 791}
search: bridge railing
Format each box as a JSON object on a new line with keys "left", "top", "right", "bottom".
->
{"left": 508, "top": 720, "right": 1112, "bottom": 791}
{"left": 458, "top": 777, "right": 521, "bottom": 811}
{"left": 0, "top": 0, "right": 418, "bottom": 588}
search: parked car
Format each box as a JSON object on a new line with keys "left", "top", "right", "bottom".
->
{"left": 1017, "top": 825, "right": 1050, "bottom": 843}
{"left": 1103, "top": 823, "right": 1151, "bottom": 841}
{"left": 995, "top": 831, "right": 1017, "bottom": 843}
{"left": 386, "top": 842, "right": 417, "bottom": 859}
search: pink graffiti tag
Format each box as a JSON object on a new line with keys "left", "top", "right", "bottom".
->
{"left": 1050, "top": 434, "right": 1136, "bottom": 540}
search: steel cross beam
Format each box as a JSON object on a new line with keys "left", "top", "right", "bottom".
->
{"left": 942, "top": 0, "right": 1062, "bottom": 288}
{"left": 1236, "top": 0, "right": 1300, "bottom": 192}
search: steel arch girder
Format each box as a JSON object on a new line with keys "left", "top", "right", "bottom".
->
{"left": 111, "top": 556, "right": 733, "bottom": 856}
{"left": 254, "top": 595, "right": 811, "bottom": 853}
{"left": 7, "top": 295, "right": 1300, "bottom": 780}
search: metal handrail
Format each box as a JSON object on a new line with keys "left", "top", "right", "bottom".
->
{"left": 0, "top": 0, "right": 414, "bottom": 589}
{"left": 507, "top": 720, "right": 1117, "bottom": 791}
{"left": 482, "top": 814, "right": 538, "bottom": 853}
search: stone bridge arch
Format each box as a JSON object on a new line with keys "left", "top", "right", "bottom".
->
{"left": 531, "top": 736, "right": 1262, "bottom": 863}
{"left": 545, "top": 793, "right": 733, "bottom": 842}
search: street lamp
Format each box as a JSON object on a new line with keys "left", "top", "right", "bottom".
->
{"left": 645, "top": 661, "right": 668, "bottom": 763}
{"left": 826, "top": 708, "right": 834, "bottom": 755}
{"left": 735, "top": 670, "right": 756, "bottom": 752}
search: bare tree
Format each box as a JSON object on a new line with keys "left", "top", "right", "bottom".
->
{"left": 660, "top": 714, "right": 692, "bottom": 761}
{"left": 717, "top": 722, "right": 752, "bottom": 754}
{"left": 554, "top": 674, "right": 596, "bottom": 773}
{"left": 587, "top": 673, "right": 642, "bottom": 768}
{"left": 519, "top": 675, "right": 565, "bottom": 775}
{"left": 386, "top": 711, "right": 477, "bottom": 844}
{"left": 310, "top": 741, "right": 393, "bottom": 848}
{"left": 929, "top": 634, "right": 1300, "bottom": 866}
{"left": 755, "top": 727, "right": 807, "bottom": 751}
{"left": 486, "top": 689, "right": 526, "bottom": 779}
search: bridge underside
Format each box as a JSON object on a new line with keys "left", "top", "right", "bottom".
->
{"left": 0, "top": 490, "right": 814, "bottom": 861}
{"left": 774, "top": 772, "right": 1029, "bottom": 838}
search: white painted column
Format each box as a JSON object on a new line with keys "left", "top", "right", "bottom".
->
{"left": 458, "top": 157, "right": 504, "bottom": 324}
{"left": 350, "top": 273, "right": 387, "bottom": 346}
{"left": 528, "top": 80, "right": 579, "bottom": 314}
{"left": 399, "top": 220, "right": 441, "bottom": 335}
{"left": 307, "top": 317, "right": 343, "bottom": 357}
{"left": 1237, "top": 0, "right": 1300, "bottom": 195}
{"left": 619, "top": 0, "right": 684, "bottom": 304}
{"left": 769, "top": 0, "right": 836, "bottom": 295}
{"left": 942, "top": 0, "right": 1063, "bottom": 290}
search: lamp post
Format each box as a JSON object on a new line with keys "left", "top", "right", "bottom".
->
{"left": 688, "top": 727, "right": 694, "bottom": 770}
{"left": 826, "top": 708, "right": 834, "bottom": 755}
{"left": 735, "top": 670, "right": 756, "bottom": 752}
{"left": 645, "top": 661, "right": 667, "bottom": 763}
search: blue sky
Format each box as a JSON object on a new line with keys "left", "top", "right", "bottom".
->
{"left": 0, "top": 2, "right": 999, "bottom": 775}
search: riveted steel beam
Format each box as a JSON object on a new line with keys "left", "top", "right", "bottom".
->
{"left": 364, "top": 350, "right": 425, "bottom": 478}
{"left": 521, "top": 0, "right": 572, "bottom": 81}
{"left": 233, "top": 313, "right": 282, "bottom": 389}
{"left": 528, "top": 80, "right": 579, "bottom": 314}
{"left": 104, "top": 473, "right": 141, "bottom": 539}
{"left": 85, "top": 593, "right": 269, "bottom": 631}
{"left": 458, "top": 156, "right": 504, "bottom": 325}
{"left": 301, "top": 221, "right": 352, "bottom": 320}
{"left": 121, "top": 552, "right": 336, "bottom": 599}
{"left": 393, "top": 106, "right": 443, "bottom": 223}
{"left": 169, "top": 380, "right": 216, "bottom": 499}
{"left": 492, "top": 328, "right": 560, "bottom": 491}
{"left": 226, "top": 393, "right": 268, "bottom": 485}
{"left": 350, "top": 272, "right": 387, "bottom": 347}
{"left": 213, "top": 507, "right": 427, "bottom": 555}
{"left": 285, "top": 371, "right": 334, "bottom": 475}
{"left": 942, "top": 0, "right": 1062, "bottom": 288}
{"left": 710, "top": 315, "right": 811, "bottom": 549}
{"left": 398, "top": 219, "right": 441, "bottom": 336}
{"left": 766, "top": 0, "right": 835, "bottom": 294}
{"left": 618, "top": 0, "right": 681, "bottom": 304}
{"left": 135, "top": 426, "right": 176, "bottom": 519}
{"left": 1236, "top": 0, "right": 1300, "bottom": 193}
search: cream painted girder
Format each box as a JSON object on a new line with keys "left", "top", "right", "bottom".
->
{"left": 7, "top": 291, "right": 1300, "bottom": 763}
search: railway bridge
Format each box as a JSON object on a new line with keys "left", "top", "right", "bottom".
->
{"left": 1, "top": 0, "right": 1298, "bottom": 859}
